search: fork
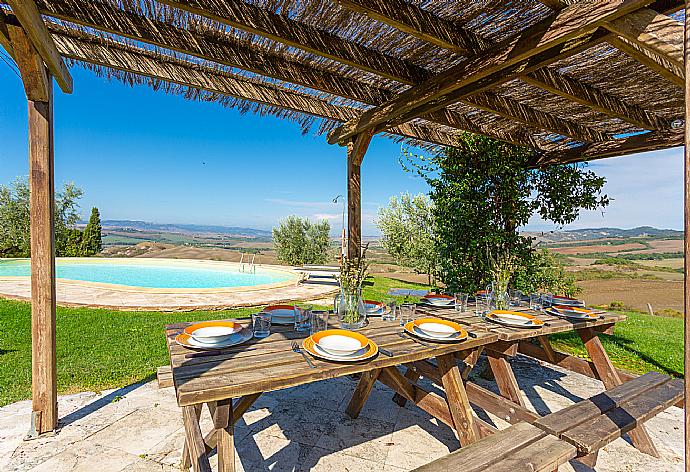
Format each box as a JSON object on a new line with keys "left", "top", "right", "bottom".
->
{"left": 291, "top": 341, "right": 316, "bottom": 368}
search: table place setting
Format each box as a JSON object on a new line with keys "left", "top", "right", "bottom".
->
{"left": 301, "top": 329, "right": 379, "bottom": 363}
{"left": 482, "top": 310, "right": 546, "bottom": 329}
{"left": 175, "top": 320, "right": 253, "bottom": 350}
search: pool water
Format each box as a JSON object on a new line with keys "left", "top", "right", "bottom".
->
{"left": 0, "top": 259, "right": 293, "bottom": 289}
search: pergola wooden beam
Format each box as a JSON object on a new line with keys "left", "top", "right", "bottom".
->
{"left": 333, "top": 0, "right": 488, "bottom": 55}
{"left": 0, "top": 10, "right": 14, "bottom": 55}
{"left": 346, "top": 131, "right": 373, "bottom": 258}
{"left": 328, "top": 0, "right": 653, "bottom": 145}
{"left": 607, "top": 34, "right": 684, "bottom": 86}
{"left": 522, "top": 67, "right": 670, "bottom": 130}
{"left": 5, "top": 0, "right": 71, "bottom": 93}
{"left": 155, "top": 0, "right": 428, "bottom": 85}
{"left": 465, "top": 91, "right": 609, "bottom": 142}
{"left": 4, "top": 13, "right": 49, "bottom": 101}
{"left": 606, "top": 7, "right": 683, "bottom": 65}
{"left": 538, "top": 128, "right": 684, "bottom": 164}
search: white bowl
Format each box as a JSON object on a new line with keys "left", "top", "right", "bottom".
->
{"left": 416, "top": 322, "right": 457, "bottom": 338}
{"left": 191, "top": 326, "right": 238, "bottom": 344}
{"left": 316, "top": 335, "right": 366, "bottom": 356}
{"left": 424, "top": 297, "right": 454, "bottom": 306}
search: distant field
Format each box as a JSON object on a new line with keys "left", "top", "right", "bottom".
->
{"left": 551, "top": 242, "right": 646, "bottom": 254}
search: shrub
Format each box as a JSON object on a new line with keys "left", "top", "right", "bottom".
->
{"left": 272, "top": 216, "right": 331, "bottom": 266}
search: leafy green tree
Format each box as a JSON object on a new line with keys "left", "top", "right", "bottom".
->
{"left": 0, "top": 177, "right": 86, "bottom": 257}
{"left": 376, "top": 193, "right": 436, "bottom": 285}
{"left": 273, "top": 216, "right": 331, "bottom": 265}
{"left": 81, "top": 207, "right": 103, "bottom": 256}
{"left": 404, "top": 133, "right": 609, "bottom": 293}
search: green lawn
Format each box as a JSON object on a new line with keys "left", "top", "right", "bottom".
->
{"left": 0, "top": 276, "right": 683, "bottom": 406}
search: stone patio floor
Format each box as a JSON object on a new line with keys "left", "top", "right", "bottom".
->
{"left": 0, "top": 356, "right": 683, "bottom": 472}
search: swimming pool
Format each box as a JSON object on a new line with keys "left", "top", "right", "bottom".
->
{"left": 0, "top": 258, "right": 296, "bottom": 290}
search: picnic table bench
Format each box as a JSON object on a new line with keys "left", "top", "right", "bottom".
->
{"left": 412, "top": 422, "right": 577, "bottom": 472}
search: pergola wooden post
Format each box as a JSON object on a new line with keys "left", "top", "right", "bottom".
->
{"left": 683, "top": 0, "right": 690, "bottom": 472}
{"left": 2, "top": 0, "right": 72, "bottom": 437}
{"left": 346, "top": 131, "right": 373, "bottom": 259}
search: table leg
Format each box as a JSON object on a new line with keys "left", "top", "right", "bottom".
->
{"left": 460, "top": 347, "right": 483, "bottom": 381}
{"left": 578, "top": 327, "right": 660, "bottom": 458}
{"left": 346, "top": 368, "right": 381, "bottom": 418}
{"left": 181, "top": 404, "right": 202, "bottom": 470}
{"left": 213, "top": 398, "right": 235, "bottom": 472}
{"left": 486, "top": 349, "right": 526, "bottom": 407}
{"left": 182, "top": 405, "right": 211, "bottom": 472}
{"left": 392, "top": 366, "right": 420, "bottom": 407}
{"left": 437, "top": 353, "right": 480, "bottom": 446}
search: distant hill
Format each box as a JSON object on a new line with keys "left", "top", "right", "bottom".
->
{"left": 99, "top": 220, "right": 272, "bottom": 238}
{"left": 525, "top": 226, "right": 683, "bottom": 244}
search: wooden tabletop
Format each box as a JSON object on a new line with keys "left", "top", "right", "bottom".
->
{"left": 415, "top": 304, "right": 626, "bottom": 342}
{"left": 165, "top": 316, "right": 498, "bottom": 406}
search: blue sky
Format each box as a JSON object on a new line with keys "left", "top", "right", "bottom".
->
{"left": 0, "top": 65, "right": 684, "bottom": 236}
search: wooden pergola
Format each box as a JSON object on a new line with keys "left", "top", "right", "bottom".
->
{"left": 0, "top": 0, "right": 688, "bottom": 465}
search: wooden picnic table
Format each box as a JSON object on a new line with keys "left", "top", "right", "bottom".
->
{"left": 164, "top": 303, "right": 643, "bottom": 471}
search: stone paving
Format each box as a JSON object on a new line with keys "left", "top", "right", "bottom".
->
{"left": 0, "top": 278, "right": 337, "bottom": 311}
{"left": 1, "top": 356, "right": 683, "bottom": 472}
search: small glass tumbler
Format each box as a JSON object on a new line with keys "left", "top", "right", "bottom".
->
{"left": 310, "top": 310, "right": 330, "bottom": 335}
{"left": 252, "top": 312, "right": 271, "bottom": 339}
{"left": 474, "top": 295, "right": 488, "bottom": 316}
{"left": 510, "top": 289, "right": 522, "bottom": 307}
{"left": 454, "top": 292, "right": 469, "bottom": 312}
{"left": 294, "top": 304, "right": 312, "bottom": 332}
{"left": 529, "top": 293, "right": 542, "bottom": 311}
{"left": 399, "top": 303, "right": 415, "bottom": 326}
{"left": 541, "top": 293, "right": 553, "bottom": 309}
{"left": 382, "top": 298, "right": 397, "bottom": 321}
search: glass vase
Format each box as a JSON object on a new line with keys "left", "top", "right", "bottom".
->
{"left": 334, "top": 287, "right": 367, "bottom": 329}
{"left": 491, "top": 280, "right": 510, "bottom": 310}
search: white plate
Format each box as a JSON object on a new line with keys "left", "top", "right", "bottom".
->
{"left": 419, "top": 299, "right": 456, "bottom": 309}
{"left": 177, "top": 329, "right": 253, "bottom": 350}
{"left": 312, "top": 342, "right": 369, "bottom": 360}
{"left": 483, "top": 313, "right": 541, "bottom": 329}
{"left": 422, "top": 297, "right": 454, "bottom": 306}
{"left": 546, "top": 308, "right": 593, "bottom": 320}
{"left": 416, "top": 321, "right": 457, "bottom": 338}
{"left": 405, "top": 325, "right": 467, "bottom": 342}
{"left": 316, "top": 334, "right": 365, "bottom": 356}
{"left": 551, "top": 297, "right": 585, "bottom": 307}
{"left": 268, "top": 313, "right": 295, "bottom": 325}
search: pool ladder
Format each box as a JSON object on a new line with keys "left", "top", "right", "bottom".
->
{"left": 239, "top": 253, "right": 256, "bottom": 273}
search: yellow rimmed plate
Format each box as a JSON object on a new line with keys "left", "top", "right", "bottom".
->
{"left": 484, "top": 310, "right": 544, "bottom": 329}
{"left": 176, "top": 327, "right": 253, "bottom": 350}
{"left": 303, "top": 330, "right": 378, "bottom": 363}
{"left": 183, "top": 320, "right": 242, "bottom": 337}
{"left": 550, "top": 305, "right": 596, "bottom": 320}
{"left": 404, "top": 319, "right": 468, "bottom": 343}
{"left": 263, "top": 305, "right": 297, "bottom": 325}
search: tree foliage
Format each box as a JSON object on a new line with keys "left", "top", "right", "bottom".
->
{"left": 81, "top": 207, "right": 103, "bottom": 256}
{"left": 272, "top": 216, "right": 331, "bottom": 266}
{"left": 0, "top": 177, "right": 95, "bottom": 257}
{"left": 376, "top": 193, "right": 436, "bottom": 284}
{"left": 403, "top": 133, "right": 609, "bottom": 293}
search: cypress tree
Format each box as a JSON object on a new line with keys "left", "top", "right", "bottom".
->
{"left": 82, "top": 207, "right": 102, "bottom": 256}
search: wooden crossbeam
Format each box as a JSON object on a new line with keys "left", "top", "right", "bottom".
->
{"left": 607, "top": 33, "right": 684, "bottom": 86}
{"left": 539, "top": 128, "right": 684, "bottom": 164}
{"left": 328, "top": 0, "right": 651, "bottom": 144}
{"left": 0, "top": 10, "right": 14, "bottom": 55}
{"left": 465, "top": 91, "right": 609, "bottom": 142}
{"left": 334, "top": 0, "right": 488, "bottom": 54}
{"left": 605, "top": 7, "right": 683, "bottom": 65}
{"left": 5, "top": 0, "right": 71, "bottom": 93}
{"left": 522, "top": 67, "right": 670, "bottom": 130}
{"left": 155, "top": 0, "right": 427, "bottom": 85}
{"left": 4, "top": 14, "right": 49, "bottom": 101}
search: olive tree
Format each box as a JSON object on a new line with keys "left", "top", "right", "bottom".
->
{"left": 272, "top": 216, "right": 331, "bottom": 266}
{"left": 376, "top": 193, "right": 436, "bottom": 285}
{"left": 403, "top": 133, "right": 609, "bottom": 294}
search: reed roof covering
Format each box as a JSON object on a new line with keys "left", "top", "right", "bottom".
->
{"left": 0, "top": 0, "right": 686, "bottom": 163}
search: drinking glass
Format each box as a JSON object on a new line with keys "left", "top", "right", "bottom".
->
{"left": 399, "top": 303, "right": 415, "bottom": 326}
{"left": 294, "top": 304, "right": 312, "bottom": 332}
{"left": 541, "top": 293, "right": 553, "bottom": 308}
{"left": 252, "top": 312, "right": 271, "bottom": 339}
{"left": 510, "top": 289, "right": 522, "bottom": 307}
{"left": 529, "top": 293, "right": 542, "bottom": 311}
{"left": 454, "top": 292, "right": 468, "bottom": 312}
{"left": 474, "top": 295, "right": 488, "bottom": 316}
{"left": 382, "top": 297, "right": 397, "bottom": 321}
{"left": 310, "top": 310, "right": 330, "bottom": 335}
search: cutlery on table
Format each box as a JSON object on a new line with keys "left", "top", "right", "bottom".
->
{"left": 398, "top": 332, "right": 432, "bottom": 347}
{"left": 292, "top": 341, "right": 316, "bottom": 369}
{"left": 379, "top": 348, "right": 394, "bottom": 357}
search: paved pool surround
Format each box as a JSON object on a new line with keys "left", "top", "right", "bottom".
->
{"left": 0, "top": 258, "right": 337, "bottom": 311}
